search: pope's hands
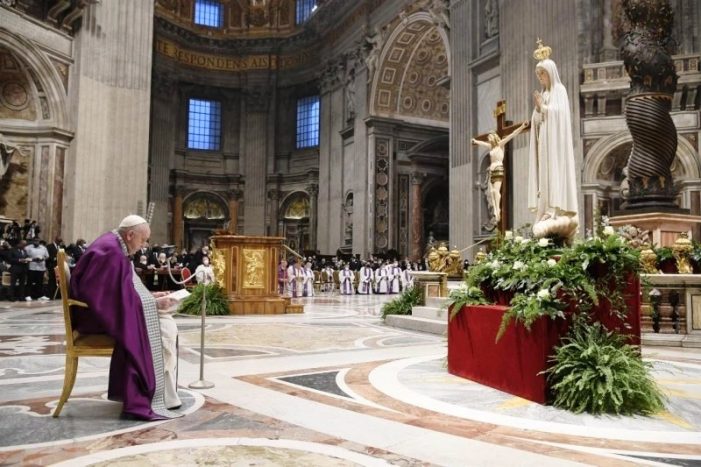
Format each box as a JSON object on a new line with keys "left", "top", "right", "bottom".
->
{"left": 156, "top": 296, "right": 176, "bottom": 310}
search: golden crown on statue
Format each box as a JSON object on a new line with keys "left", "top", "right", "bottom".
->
{"left": 533, "top": 38, "right": 552, "bottom": 61}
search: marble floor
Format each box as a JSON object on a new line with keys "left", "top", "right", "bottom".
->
{"left": 0, "top": 295, "right": 700, "bottom": 466}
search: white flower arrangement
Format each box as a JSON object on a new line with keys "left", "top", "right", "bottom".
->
{"left": 512, "top": 260, "right": 525, "bottom": 270}
{"left": 514, "top": 236, "right": 524, "bottom": 243}
{"left": 603, "top": 226, "right": 615, "bottom": 236}
{"left": 538, "top": 238, "right": 550, "bottom": 247}
{"left": 489, "top": 260, "right": 501, "bottom": 269}
{"left": 547, "top": 258, "right": 557, "bottom": 267}
{"left": 537, "top": 288, "right": 551, "bottom": 300}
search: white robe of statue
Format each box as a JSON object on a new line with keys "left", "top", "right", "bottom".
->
{"left": 527, "top": 57, "right": 579, "bottom": 240}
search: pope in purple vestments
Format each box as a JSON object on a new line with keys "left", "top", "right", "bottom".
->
{"left": 70, "top": 215, "right": 181, "bottom": 420}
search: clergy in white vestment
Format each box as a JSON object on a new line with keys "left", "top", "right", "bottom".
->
{"left": 321, "top": 266, "right": 335, "bottom": 292}
{"left": 401, "top": 267, "right": 414, "bottom": 290}
{"left": 294, "top": 263, "right": 305, "bottom": 297}
{"left": 389, "top": 262, "right": 402, "bottom": 294}
{"left": 358, "top": 263, "right": 374, "bottom": 295}
{"left": 286, "top": 262, "right": 297, "bottom": 297}
{"left": 339, "top": 264, "right": 354, "bottom": 295}
{"left": 375, "top": 263, "right": 390, "bottom": 294}
{"left": 302, "top": 262, "right": 315, "bottom": 297}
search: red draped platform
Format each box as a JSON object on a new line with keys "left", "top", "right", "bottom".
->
{"left": 447, "top": 279, "right": 641, "bottom": 404}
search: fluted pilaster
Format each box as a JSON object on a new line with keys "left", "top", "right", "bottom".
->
{"left": 449, "top": 0, "right": 475, "bottom": 254}
{"left": 63, "top": 0, "right": 155, "bottom": 241}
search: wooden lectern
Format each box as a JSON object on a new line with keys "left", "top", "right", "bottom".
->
{"left": 210, "top": 234, "right": 303, "bottom": 315}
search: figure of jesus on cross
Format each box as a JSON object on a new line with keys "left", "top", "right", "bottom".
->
{"left": 471, "top": 100, "right": 529, "bottom": 235}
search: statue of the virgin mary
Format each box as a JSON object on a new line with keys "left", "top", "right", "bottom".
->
{"left": 528, "top": 40, "right": 579, "bottom": 241}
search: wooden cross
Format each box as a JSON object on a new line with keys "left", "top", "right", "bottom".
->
{"left": 472, "top": 100, "right": 530, "bottom": 235}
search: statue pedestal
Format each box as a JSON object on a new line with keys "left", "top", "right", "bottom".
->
{"left": 409, "top": 271, "right": 448, "bottom": 305}
{"left": 609, "top": 212, "right": 701, "bottom": 247}
{"left": 211, "top": 235, "right": 302, "bottom": 315}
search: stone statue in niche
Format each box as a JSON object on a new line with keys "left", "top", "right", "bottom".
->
{"left": 484, "top": 0, "right": 499, "bottom": 38}
{"left": 344, "top": 194, "right": 353, "bottom": 246}
{"left": 344, "top": 63, "right": 356, "bottom": 121}
{"left": 0, "top": 133, "right": 27, "bottom": 181}
{"left": 363, "top": 25, "right": 388, "bottom": 83}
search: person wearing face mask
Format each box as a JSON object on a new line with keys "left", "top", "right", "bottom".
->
{"left": 69, "top": 215, "right": 183, "bottom": 420}
{"left": 194, "top": 255, "right": 215, "bottom": 285}
{"left": 339, "top": 263, "right": 354, "bottom": 295}
{"left": 46, "top": 237, "right": 64, "bottom": 299}
{"left": 301, "top": 262, "right": 315, "bottom": 297}
{"left": 24, "top": 237, "right": 49, "bottom": 300}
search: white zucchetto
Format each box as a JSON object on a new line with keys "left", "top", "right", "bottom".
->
{"left": 118, "top": 215, "right": 148, "bottom": 229}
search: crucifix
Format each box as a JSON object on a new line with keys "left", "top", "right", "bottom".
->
{"left": 471, "top": 100, "right": 530, "bottom": 235}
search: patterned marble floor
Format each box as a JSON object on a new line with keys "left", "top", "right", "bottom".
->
{"left": 0, "top": 296, "right": 700, "bottom": 466}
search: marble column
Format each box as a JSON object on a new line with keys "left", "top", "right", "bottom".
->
{"left": 267, "top": 189, "right": 280, "bottom": 236}
{"left": 228, "top": 190, "right": 242, "bottom": 234}
{"left": 449, "top": 0, "right": 475, "bottom": 254}
{"left": 600, "top": 0, "right": 618, "bottom": 61}
{"left": 63, "top": 0, "right": 155, "bottom": 241}
{"left": 149, "top": 75, "right": 177, "bottom": 243}
{"left": 307, "top": 184, "right": 319, "bottom": 251}
{"left": 241, "top": 88, "right": 270, "bottom": 235}
{"left": 410, "top": 173, "right": 424, "bottom": 260}
{"left": 172, "top": 190, "right": 184, "bottom": 250}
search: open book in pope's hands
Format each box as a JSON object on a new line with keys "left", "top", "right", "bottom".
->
{"left": 167, "top": 288, "right": 191, "bottom": 302}
{"left": 159, "top": 288, "right": 191, "bottom": 314}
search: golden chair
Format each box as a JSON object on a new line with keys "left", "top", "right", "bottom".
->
{"left": 53, "top": 249, "right": 115, "bottom": 417}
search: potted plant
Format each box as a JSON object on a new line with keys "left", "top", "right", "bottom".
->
{"left": 655, "top": 246, "right": 676, "bottom": 273}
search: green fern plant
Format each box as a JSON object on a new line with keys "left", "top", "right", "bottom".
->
{"left": 545, "top": 321, "right": 665, "bottom": 415}
{"left": 447, "top": 286, "right": 488, "bottom": 319}
{"left": 381, "top": 286, "right": 422, "bottom": 319}
{"left": 177, "top": 284, "right": 230, "bottom": 316}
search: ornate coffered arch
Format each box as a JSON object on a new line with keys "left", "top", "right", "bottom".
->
{"left": 369, "top": 12, "right": 450, "bottom": 126}
{"left": 0, "top": 29, "right": 71, "bottom": 134}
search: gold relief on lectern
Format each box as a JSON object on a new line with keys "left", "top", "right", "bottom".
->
{"left": 242, "top": 248, "right": 265, "bottom": 289}
{"left": 209, "top": 242, "right": 226, "bottom": 288}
